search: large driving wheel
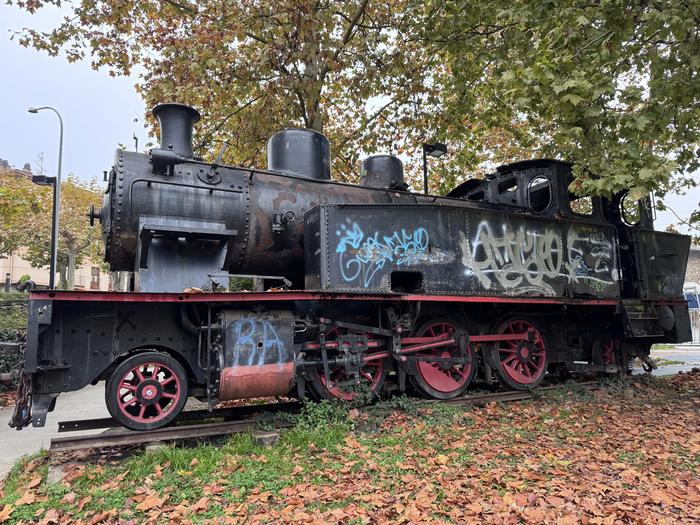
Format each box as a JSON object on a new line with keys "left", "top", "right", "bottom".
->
{"left": 408, "top": 318, "right": 475, "bottom": 399}
{"left": 306, "top": 328, "right": 388, "bottom": 401}
{"left": 106, "top": 352, "right": 188, "bottom": 431}
{"left": 488, "top": 318, "right": 548, "bottom": 390}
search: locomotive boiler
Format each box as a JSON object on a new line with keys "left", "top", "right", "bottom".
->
{"left": 11, "top": 103, "right": 692, "bottom": 431}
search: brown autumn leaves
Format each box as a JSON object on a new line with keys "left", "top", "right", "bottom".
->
{"left": 1, "top": 371, "right": 699, "bottom": 524}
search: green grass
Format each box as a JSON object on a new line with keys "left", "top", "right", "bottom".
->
{"left": 2, "top": 376, "right": 696, "bottom": 523}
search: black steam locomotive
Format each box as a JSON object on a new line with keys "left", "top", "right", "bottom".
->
{"left": 11, "top": 103, "right": 692, "bottom": 430}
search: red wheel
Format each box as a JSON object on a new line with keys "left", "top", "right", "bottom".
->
{"left": 409, "top": 319, "right": 475, "bottom": 399}
{"left": 106, "top": 352, "right": 188, "bottom": 430}
{"left": 601, "top": 339, "right": 618, "bottom": 365}
{"left": 593, "top": 337, "right": 621, "bottom": 368}
{"left": 307, "top": 328, "right": 388, "bottom": 401}
{"left": 489, "top": 319, "right": 548, "bottom": 390}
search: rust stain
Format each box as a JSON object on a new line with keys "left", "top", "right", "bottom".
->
{"left": 219, "top": 362, "right": 294, "bottom": 400}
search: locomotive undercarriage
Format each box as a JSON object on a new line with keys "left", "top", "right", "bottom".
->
{"left": 11, "top": 292, "right": 680, "bottom": 431}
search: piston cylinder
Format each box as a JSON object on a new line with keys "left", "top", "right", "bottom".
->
{"left": 218, "top": 310, "right": 295, "bottom": 400}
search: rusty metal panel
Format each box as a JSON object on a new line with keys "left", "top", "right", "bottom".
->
{"left": 308, "top": 204, "right": 620, "bottom": 298}
{"left": 219, "top": 310, "right": 294, "bottom": 400}
{"left": 630, "top": 230, "right": 690, "bottom": 298}
{"left": 563, "top": 223, "right": 619, "bottom": 298}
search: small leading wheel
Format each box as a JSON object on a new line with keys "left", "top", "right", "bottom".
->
{"left": 488, "top": 318, "right": 548, "bottom": 390}
{"left": 593, "top": 337, "right": 621, "bottom": 367}
{"left": 106, "top": 352, "right": 188, "bottom": 431}
{"left": 307, "top": 328, "right": 388, "bottom": 401}
{"left": 409, "top": 318, "right": 475, "bottom": 399}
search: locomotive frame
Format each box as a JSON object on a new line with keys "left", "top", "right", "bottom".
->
{"left": 9, "top": 103, "right": 692, "bottom": 431}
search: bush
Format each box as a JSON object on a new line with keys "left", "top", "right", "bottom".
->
{"left": 0, "top": 299, "right": 27, "bottom": 394}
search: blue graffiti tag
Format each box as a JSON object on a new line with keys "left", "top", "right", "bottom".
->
{"left": 231, "top": 318, "right": 286, "bottom": 366}
{"left": 335, "top": 222, "right": 430, "bottom": 287}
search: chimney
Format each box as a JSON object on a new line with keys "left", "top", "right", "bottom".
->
{"left": 152, "top": 103, "right": 201, "bottom": 157}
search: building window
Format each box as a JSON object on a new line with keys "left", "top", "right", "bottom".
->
{"left": 90, "top": 267, "right": 100, "bottom": 290}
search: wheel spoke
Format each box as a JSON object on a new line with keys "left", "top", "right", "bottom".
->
{"left": 138, "top": 405, "right": 146, "bottom": 419}
{"left": 502, "top": 354, "right": 519, "bottom": 366}
{"left": 134, "top": 367, "right": 145, "bottom": 382}
{"left": 452, "top": 366, "right": 466, "bottom": 378}
{"left": 160, "top": 376, "right": 175, "bottom": 386}
{"left": 161, "top": 392, "right": 177, "bottom": 399}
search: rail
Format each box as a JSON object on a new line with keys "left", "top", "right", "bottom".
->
{"left": 49, "top": 382, "right": 599, "bottom": 454}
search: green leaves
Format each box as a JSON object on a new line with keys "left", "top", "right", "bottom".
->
{"left": 427, "top": 0, "right": 700, "bottom": 198}
{"left": 7, "top": 0, "right": 700, "bottom": 210}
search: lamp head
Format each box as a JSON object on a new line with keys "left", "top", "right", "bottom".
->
{"left": 27, "top": 107, "right": 39, "bottom": 114}
{"left": 424, "top": 142, "right": 448, "bottom": 158}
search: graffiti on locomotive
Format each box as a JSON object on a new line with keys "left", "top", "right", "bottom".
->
{"left": 565, "top": 228, "right": 618, "bottom": 293}
{"left": 459, "top": 221, "right": 563, "bottom": 295}
{"left": 458, "top": 221, "right": 618, "bottom": 296}
{"left": 334, "top": 220, "right": 451, "bottom": 287}
{"left": 227, "top": 317, "right": 288, "bottom": 368}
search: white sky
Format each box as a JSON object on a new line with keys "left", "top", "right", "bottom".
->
{"left": 0, "top": 3, "right": 696, "bottom": 233}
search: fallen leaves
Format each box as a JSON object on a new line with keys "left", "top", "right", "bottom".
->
{"left": 135, "top": 492, "right": 168, "bottom": 512}
{"left": 15, "top": 490, "right": 36, "bottom": 506}
{"left": 0, "top": 504, "right": 13, "bottom": 523}
{"left": 2, "top": 372, "right": 699, "bottom": 524}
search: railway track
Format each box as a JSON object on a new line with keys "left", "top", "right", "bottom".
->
{"left": 48, "top": 381, "right": 600, "bottom": 454}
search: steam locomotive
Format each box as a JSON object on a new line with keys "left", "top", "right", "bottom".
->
{"left": 11, "top": 103, "right": 692, "bottom": 431}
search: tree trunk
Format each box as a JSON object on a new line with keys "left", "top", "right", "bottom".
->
{"left": 67, "top": 249, "right": 76, "bottom": 290}
{"left": 303, "top": 30, "right": 324, "bottom": 132}
{"left": 58, "top": 261, "right": 68, "bottom": 290}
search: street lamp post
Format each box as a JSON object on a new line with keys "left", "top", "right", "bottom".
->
{"left": 422, "top": 142, "right": 447, "bottom": 195}
{"left": 28, "top": 106, "right": 64, "bottom": 290}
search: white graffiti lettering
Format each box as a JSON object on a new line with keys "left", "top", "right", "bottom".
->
{"left": 459, "top": 222, "right": 563, "bottom": 295}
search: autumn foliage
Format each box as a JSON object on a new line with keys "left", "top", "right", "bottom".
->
{"left": 0, "top": 168, "right": 103, "bottom": 289}
{"left": 9, "top": 1, "right": 700, "bottom": 208}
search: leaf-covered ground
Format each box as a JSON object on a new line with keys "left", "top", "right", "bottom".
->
{"left": 1, "top": 372, "right": 698, "bottom": 525}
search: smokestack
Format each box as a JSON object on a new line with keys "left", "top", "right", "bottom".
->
{"left": 152, "top": 103, "right": 201, "bottom": 157}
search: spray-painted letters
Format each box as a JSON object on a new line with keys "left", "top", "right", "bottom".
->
{"left": 335, "top": 222, "right": 440, "bottom": 287}
{"left": 565, "top": 227, "right": 618, "bottom": 294}
{"left": 458, "top": 221, "right": 617, "bottom": 296}
{"left": 459, "top": 222, "right": 563, "bottom": 296}
{"left": 229, "top": 318, "right": 287, "bottom": 367}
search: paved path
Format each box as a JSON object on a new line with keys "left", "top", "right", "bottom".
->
{"left": 0, "top": 384, "right": 109, "bottom": 478}
{"left": 637, "top": 347, "right": 700, "bottom": 376}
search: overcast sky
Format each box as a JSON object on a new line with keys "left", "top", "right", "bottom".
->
{"left": 0, "top": 4, "right": 148, "bottom": 182}
{"left": 1, "top": 3, "right": 696, "bottom": 232}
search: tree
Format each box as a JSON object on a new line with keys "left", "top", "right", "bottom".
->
{"left": 422, "top": 0, "right": 700, "bottom": 199}
{"left": 10, "top": 0, "right": 700, "bottom": 209}
{"left": 11, "top": 0, "right": 441, "bottom": 180}
{"left": 0, "top": 167, "right": 46, "bottom": 258}
{"left": 22, "top": 176, "right": 104, "bottom": 290}
{"left": 0, "top": 169, "right": 104, "bottom": 289}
